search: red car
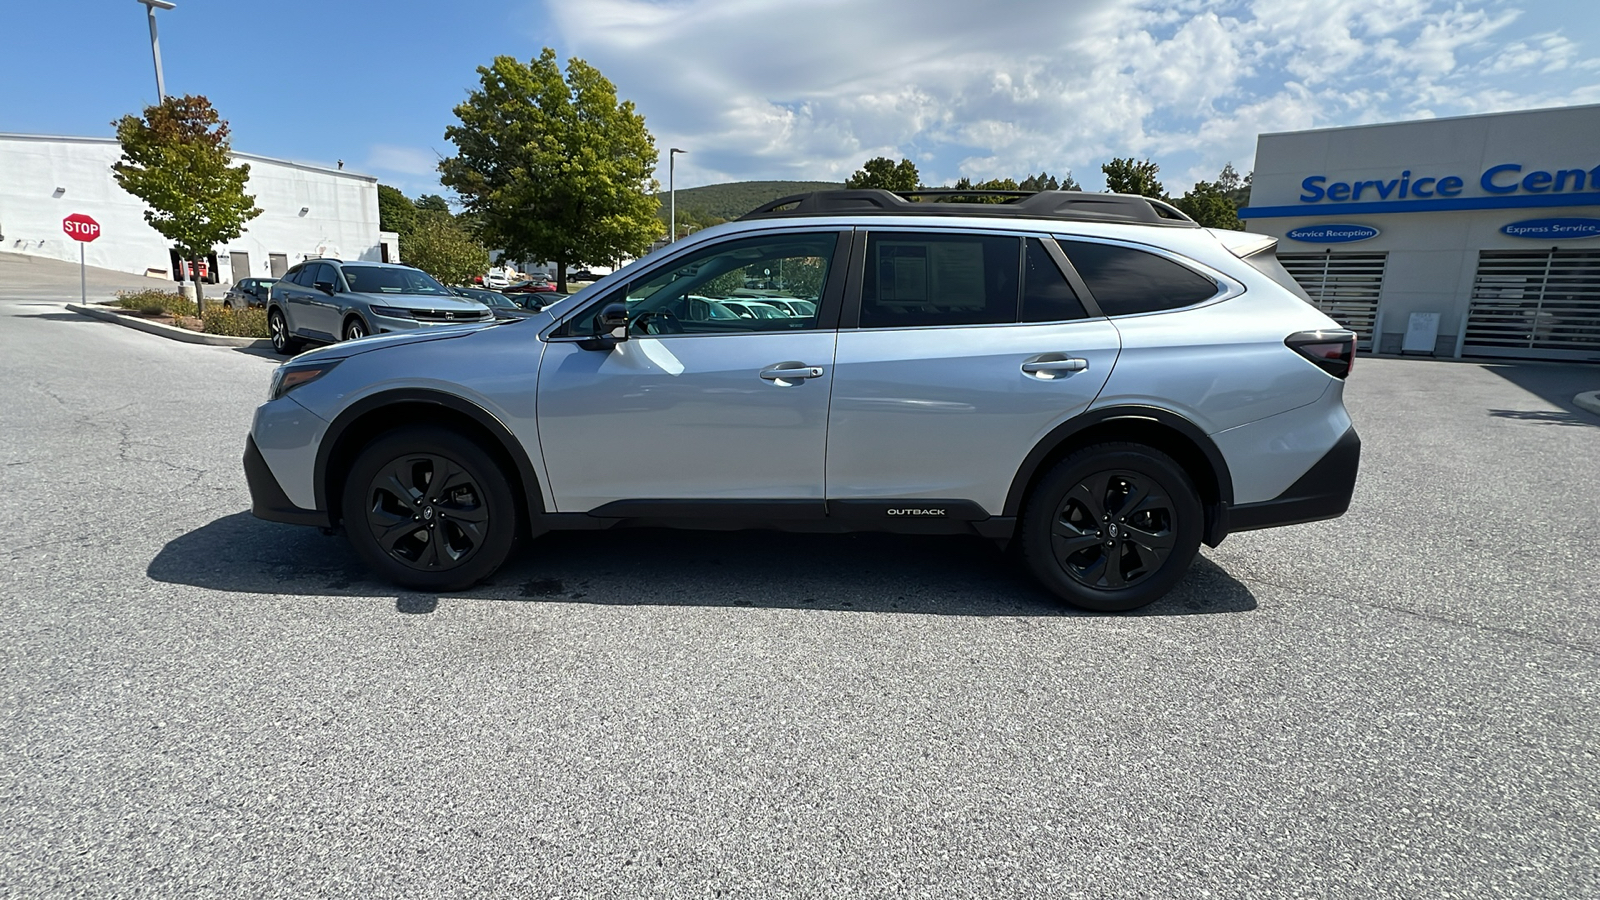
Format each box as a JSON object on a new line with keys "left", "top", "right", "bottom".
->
{"left": 503, "top": 279, "right": 558, "bottom": 295}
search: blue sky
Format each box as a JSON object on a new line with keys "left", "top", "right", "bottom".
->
{"left": 3, "top": 0, "right": 1598, "bottom": 200}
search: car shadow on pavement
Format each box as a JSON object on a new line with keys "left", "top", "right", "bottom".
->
{"left": 1481, "top": 361, "right": 1600, "bottom": 423}
{"left": 148, "top": 512, "right": 1258, "bottom": 618}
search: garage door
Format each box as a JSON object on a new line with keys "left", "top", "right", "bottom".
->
{"left": 1278, "top": 251, "right": 1386, "bottom": 349}
{"left": 1464, "top": 249, "right": 1600, "bottom": 362}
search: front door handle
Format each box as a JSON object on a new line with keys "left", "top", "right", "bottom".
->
{"left": 759, "top": 362, "right": 825, "bottom": 386}
{"left": 1022, "top": 355, "right": 1089, "bottom": 378}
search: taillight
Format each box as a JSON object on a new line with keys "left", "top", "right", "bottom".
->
{"left": 1286, "top": 330, "right": 1356, "bottom": 379}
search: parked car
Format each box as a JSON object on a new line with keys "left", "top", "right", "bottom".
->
{"left": 450, "top": 286, "right": 539, "bottom": 320}
{"left": 503, "top": 278, "right": 558, "bottom": 296}
{"left": 246, "top": 189, "right": 1359, "bottom": 611}
{"left": 717, "top": 299, "right": 788, "bottom": 320}
{"left": 222, "top": 277, "right": 277, "bottom": 310}
{"left": 265, "top": 259, "right": 493, "bottom": 355}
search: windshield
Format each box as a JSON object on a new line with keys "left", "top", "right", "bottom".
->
{"left": 343, "top": 265, "right": 451, "bottom": 296}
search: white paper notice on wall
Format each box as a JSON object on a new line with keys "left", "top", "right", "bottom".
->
{"left": 1403, "top": 312, "right": 1441, "bottom": 354}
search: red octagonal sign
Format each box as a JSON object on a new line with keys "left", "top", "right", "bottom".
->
{"left": 63, "top": 213, "right": 101, "bottom": 242}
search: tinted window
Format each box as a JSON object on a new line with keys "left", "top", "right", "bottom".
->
{"left": 284, "top": 265, "right": 308, "bottom": 287}
{"left": 1060, "top": 241, "right": 1219, "bottom": 316}
{"left": 607, "top": 232, "right": 836, "bottom": 335}
{"left": 341, "top": 265, "right": 452, "bottom": 296}
{"left": 1021, "top": 238, "right": 1087, "bottom": 322}
{"left": 310, "top": 263, "right": 337, "bottom": 289}
{"left": 861, "top": 232, "right": 1018, "bottom": 328}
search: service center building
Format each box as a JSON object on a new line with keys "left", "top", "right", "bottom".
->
{"left": 1241, "top": 104, "right": 1600, "bottom": 362}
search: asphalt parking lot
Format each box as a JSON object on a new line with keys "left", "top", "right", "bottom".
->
{"left": 3, "top": 254, "right": 1597, "bottom": 898}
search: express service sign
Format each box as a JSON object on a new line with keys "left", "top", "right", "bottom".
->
{"left": 1500, "top": 217, "right": 1600, "bottom": 240}
{"left": 1286, "top": 224, "right": 1379, "bottom": 243}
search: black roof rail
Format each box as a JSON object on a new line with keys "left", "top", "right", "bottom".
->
{"left": 739, "top": 189, "right": 1198, "bottom": 227}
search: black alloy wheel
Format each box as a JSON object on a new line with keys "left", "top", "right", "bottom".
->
{"left": 268, "top": 308, "right": 300, "bottom": 355}
{"left": 341, "top": 427, "right": 516, "bottom": 591}
{"left": 343, "top": 317, "right": 368, "bottom": 341}
{"left": 1022, "top": 443, "right": 1202, "bottom": 612}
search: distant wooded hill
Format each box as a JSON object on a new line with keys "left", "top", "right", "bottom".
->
{"left": 656, "top": 180, "right": 842, "bottom": 223}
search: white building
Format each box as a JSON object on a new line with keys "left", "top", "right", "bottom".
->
{"left": 0, "top": 133, "right": 393, "bottom": 285}
{"left": 1242, "top": 104, "right": 1600, "bottom": 362}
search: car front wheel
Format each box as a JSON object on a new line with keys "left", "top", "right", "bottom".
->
{"left": 343, "top": 317, "right": 368, "bottom": 341}
{"left": 340, "top": 427, "right": 517, "bottom": 591}
{"left": 268, "top": 308, "right": 301, "bottom": 355}
{"left": 1021, "top": 443, "right": 1202, "bottom": 612}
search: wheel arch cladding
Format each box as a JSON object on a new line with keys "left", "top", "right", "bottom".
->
{"left": 316, "top": 390, "right": 543, "bottom": 531}
{"left": 1004, "top": 407, "right": 1233, "bottom": 543}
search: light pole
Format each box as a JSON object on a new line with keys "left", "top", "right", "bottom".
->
{"left": 136, "top": 0, "right": 175, "bottom": 100}
{"left": 669, "top": 148, "right": 685, "bottom": 243}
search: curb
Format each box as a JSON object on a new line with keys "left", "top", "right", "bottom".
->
{"left": 1575, "top": 391, "right": 1600, "bottom": 417}
{"left": 67, "top": 303, "right": 273, "bottom": 349}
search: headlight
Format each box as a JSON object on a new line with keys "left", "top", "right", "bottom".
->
{"left": 369, "top": 305, "right": 415, "bottom": 319}
{"left": 268, "top": 360, "right": 340, "bottom": 401}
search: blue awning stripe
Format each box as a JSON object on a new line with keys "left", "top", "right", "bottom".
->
{"left": 1240, "top": 192, "right": 1600, "bottom": 219}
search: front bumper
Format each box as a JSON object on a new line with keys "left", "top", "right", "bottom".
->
{"left": 244, "top": 435, "right": 329, "bottom": 527}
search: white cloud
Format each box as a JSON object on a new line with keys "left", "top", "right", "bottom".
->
{"left": 538, "top": 0, "right": 1600, "bottom": 192}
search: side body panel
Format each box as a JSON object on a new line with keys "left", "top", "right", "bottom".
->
{"left": 536, "top": 333, "right": 839, "bottom": 511}
{"left": 826, "top": 319, "right": 1120, "bottom": 513}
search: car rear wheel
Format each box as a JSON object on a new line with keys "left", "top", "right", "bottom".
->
{"left": 343, "top": 317, "right": 368, "bottom": 341}
{"left": 268, "top": 308, "right": 302, "bottom": 355}
{"left": 1021, "top": 443, "right": 1202, "bottom": 612}
{"left": 340, "top": 427, "right": 517, "bottom": 592}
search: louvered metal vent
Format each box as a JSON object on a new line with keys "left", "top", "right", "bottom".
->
{"left": 1464, "top": 249, "right": 1600, "bottom": 361}
{"left": 1278, "top": 252, "right": 1387, "bottom": 349}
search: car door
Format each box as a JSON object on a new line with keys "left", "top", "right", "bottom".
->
{"left": 275, "top": 265, "right": 313, "bottom": 334}
{"left": 826, "top": 231, "right": 1121, "bottom": 517}
{"left": 535, "top": 230, "right": 849, "bottom": 513}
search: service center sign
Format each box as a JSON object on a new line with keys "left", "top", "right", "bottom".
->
{"left": 1286, "top": 224, "right": 1379, "bottom": 243}
{"left": 1500, "top": 217, "right": 1600, "bottom": 240}
{"left": 62, "top": 213, "right": 101, "bottom": 242}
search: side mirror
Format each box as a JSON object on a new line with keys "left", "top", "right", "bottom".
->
{"left": 579, "top": 302, "right": 630, "bottom": 351}
{"left": 313, "top": 280, "right": 335, "bottom": 295}
{"left": 598, "top": 302, "right": 629, "bottom": 340}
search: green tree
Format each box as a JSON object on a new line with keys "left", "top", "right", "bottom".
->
{"left": 1173, "top": 180, "right": 1242, "bottom": 230}
{"left": 1101, "top": 157, "right": 1165, "bottom": 198}
{"left": 440, "top": 49, "right": 660, "bottom": 292}
{"left": 1217, "top": 162, "right": 1252, "bottom": 208}
{"left": 1172, "top": 163, "right": 1248, "bottom": 230}
{"left": 378, "top": 184, "right": 417, "bottom": 235}
{"left": 402, "top": 215, "right": 491, "bottom": 286}
{"left": 845, "top": 157, "right": 921, "bottom": 191}
{"left": 112, "top": 95, "right": 261, "bottom": 309}
{"left": 414, "top": 193, "right": 451, "bottom": 213}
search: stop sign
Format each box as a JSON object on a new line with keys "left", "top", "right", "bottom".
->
{"left": 62, "top": 213, "right": 101, "bottom": 242}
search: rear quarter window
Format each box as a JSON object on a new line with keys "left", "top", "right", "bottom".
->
{"left": 1059, "top": 240, "right": 1219, "bottom": 316}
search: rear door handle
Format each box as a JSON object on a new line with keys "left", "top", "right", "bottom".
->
{"left": 1021, "top": 355, "right": 1089, "bottom": 378}
{"left": 759, "top": 362, "right": 825, "bottom": 385}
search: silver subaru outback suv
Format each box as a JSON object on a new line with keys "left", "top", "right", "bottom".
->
{"left": 244, "top": 190, "right": 1359, "bottom": 612}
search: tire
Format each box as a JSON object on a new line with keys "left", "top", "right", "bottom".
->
{"left": 343, "top": 316, "right": 368, "bottom": 342}
{"left": 268, "top": 307, "right": 302, "bottom": 355}
{"left": 1021, "top": 442, "right": 1202, "bottom": 612}
{"left": 340, "top": 426, "right": 517, "bottom": 592}
{"left": 223, "top": 300, "right": 234, "bottom": 311}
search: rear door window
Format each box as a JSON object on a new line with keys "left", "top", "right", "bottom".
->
{"left": 859, "top": 232, "right": 1019, "bottom": 328}
{"left": 1058, "top": 240, "right": 1219, "bottom": 316}
{"left": 1021, "top": 237, "right": 1088, "bottom": 322}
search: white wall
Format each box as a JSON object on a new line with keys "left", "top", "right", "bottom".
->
{"left": 0, "top": 133, "right": 381, "bottom": 284}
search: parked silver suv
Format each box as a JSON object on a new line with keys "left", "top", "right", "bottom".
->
{"left": 266, "top": 259, "right": 493, "bottom": 354}
{"left": 245, "top": 190, "right": 1359, "bottom": 611}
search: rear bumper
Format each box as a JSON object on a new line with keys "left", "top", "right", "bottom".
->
{"left": 1227, "top": 426, "right": 1360, "bottom": 533}
{"left": 244, "top": 435, "right": 329, "bottom": 527}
